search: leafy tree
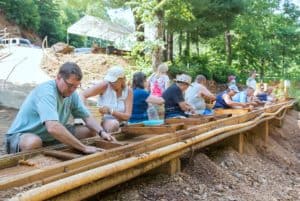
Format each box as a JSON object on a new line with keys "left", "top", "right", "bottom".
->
{"left": 34, "top": 0, "right": 64, "bottom": 45}
{"left": 233, "top": 0, "right": 300, "bottom": 80}
{"left": 1, "top": 0, "right": 40, "bottom": 31}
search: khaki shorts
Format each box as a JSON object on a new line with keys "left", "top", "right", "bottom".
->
{"left": 5, "top": 124, "right": 76, "bottom": 154}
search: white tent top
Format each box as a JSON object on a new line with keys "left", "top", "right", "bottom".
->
{"left": 67, "top": 15, "right": 133, "bottom": 42}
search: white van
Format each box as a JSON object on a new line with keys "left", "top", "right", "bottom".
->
{"left": 0, "top": 38, "right": 32, "bottom": 47}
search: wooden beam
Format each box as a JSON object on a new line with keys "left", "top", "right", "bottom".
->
{"left": 248, "top": 120, "right": 269, "bottom": 145}
{"left": 232, "top": 133, "right": 244, "bottom": 154}
{"left": 263, "top": 120, "right": 269, "bottom": 143}
{"left": 160, "top": 157, "right": 181, "bottom": 175}
{"left": 165, "top": 118, "right": 209, "bottom": 125}
{"left": 121, "top": 126, "right": 176, "bottom": 135}
{"left": 94, "top": 139, "right": 124, "bottom": 149}
{"left": 214, "top": 108, "right": 250, "bottom": 116}
{"left": 43, "top": 150, "right": 83, "bottom": 160}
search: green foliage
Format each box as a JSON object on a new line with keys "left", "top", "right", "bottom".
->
{"left": 127, "top": 41, "right": 153, "bottom": 77}
{"left": 210, "top": 64, "right": 238, "bottom": 83}
{"left": 1, "top": 0, "right": 40, "bottom": 31}
{"left": 288, "top": 81, "right": 300, "bottom": 110}
{"left": 169, "top": 55, "right": 210, "bottom": 80}
{"left": 34, "top": 0, "right": 64, "bottom": 45}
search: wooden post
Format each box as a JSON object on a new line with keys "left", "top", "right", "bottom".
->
{"left": 248, "top": 120, "right": 269, "bottom": 145}
{"left": 263, "top": 120, "right": 269, "bottom": 143}
{"left": 272, "top": 118, "right": 282, "bottom": 128}
{"left": 232, "top": 133, "right": 244, "bottom": 154}
{"left": 164, "top": 158, "right": 181, "bottom": 175}
{"left": 149, "top": 157, "right": 181, "bottom": 176}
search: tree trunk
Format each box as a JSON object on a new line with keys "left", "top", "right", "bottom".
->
{"left": 163, "top": 30, "right": 168, "bottom": 61}
{"left": 196, "top": 34, "right": 199, "bottom": 55}
{"left": 260, "top": 59, "right": 265, "bottom": 81}
{"left": 179, "top": 31, "right": 182, "bottom": 56}
{"left": 167, "top": 31, "right": 173, "bottom": 61}
{"left": 134, "top": 14, "right": 144, "bottom": 42}
{"left": 151, "top": 7, "right": 164, "bottom": 71}
{"left": 185, "top": 32, "right": 190, "bottom": 57}
{"left": 225, "top": 30, "right": 232, "bottom": 66}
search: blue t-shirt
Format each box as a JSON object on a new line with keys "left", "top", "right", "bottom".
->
{"left": 213, "top": 92, "right": 230, "bottom": 109}
{"left": 232, "top": 91, "right": 247, "bottom": 103}
{"left": 162, "top": 83, "right": 186, "bottom": 118}
{"left": 6, "top": 80, "right": 90, "bottom": 142}
{"left": 129, "top": 88, "right": 150, "bottom": 123}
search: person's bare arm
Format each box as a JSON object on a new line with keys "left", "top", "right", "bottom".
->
{"left": 83, "top": 116, "right": 115, "bottom": 141}
{"left": 178, "top": 101, "right": 195, "bottom": 113}
{"left": 45, "top": 121, "right": 100, "bottom": 154}
{"left": 199, "top": 86, "right": 216, "bottom": 101}
{"left": 223, "top": 94, "right": 247, "bottom": 108}
{"left": 146, "top": 95, "right": 165, "bottom": 105}
{"left": 80, "top": 81, "right": 108, "bottom": 101}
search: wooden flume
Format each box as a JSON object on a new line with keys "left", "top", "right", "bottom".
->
{"left": 0, "top": 100, "right": 294, "bottom": 201}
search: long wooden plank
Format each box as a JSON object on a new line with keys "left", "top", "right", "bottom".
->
{"left": 165, "top": 118, "right": 209, "bottom": 125}
{"left": 214, "top": 108, "right": 250, "bottom": 116}
{"left": 121, "top": 126, "right": 176, "bottom": 135}
{"left": 94, "top": 139, "right": 124, "bottom": 149}
{"left": 43, "top": 150, "right": 83, "bottom": 160}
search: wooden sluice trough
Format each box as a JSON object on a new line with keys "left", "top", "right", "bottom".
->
{"left": 0, "top": 100, "right": 294, "bottom": 201}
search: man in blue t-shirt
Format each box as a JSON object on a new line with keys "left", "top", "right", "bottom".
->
{"left": 162, "top": 74, "right": 195, "bottom": 118}
{"left": 5, "top": 62, "right": 115, "bottom": 154}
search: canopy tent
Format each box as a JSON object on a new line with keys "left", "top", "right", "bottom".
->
{"left": 67, "top": 15, "right": 134, "bottom": 50}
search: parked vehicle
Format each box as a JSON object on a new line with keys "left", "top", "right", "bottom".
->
{"left": 0, "top": 37, "right": 33, "bottom": 47}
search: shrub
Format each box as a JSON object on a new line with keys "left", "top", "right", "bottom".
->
{"left": 169, "top": 55, "right": 211, "bottom": 80}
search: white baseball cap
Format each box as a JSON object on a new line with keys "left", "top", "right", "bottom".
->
{"left": 174, "top": 74, "right": 192, "bottom": 85}
{"left": 104, "top": 65, "right": 125, "bottom": 82}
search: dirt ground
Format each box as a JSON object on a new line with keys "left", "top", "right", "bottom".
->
{"left": 88, "top": 110, "right": 300, "bottom": 201}
{"left": 0, "top": 107, "right": 299, "bottom": 201}
{"left": 40, "top": 49, "right": 131, "bottom": 90}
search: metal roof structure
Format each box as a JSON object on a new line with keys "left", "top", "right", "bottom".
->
{"left": 67, "top": 15, "right": 133, "bottom": 43}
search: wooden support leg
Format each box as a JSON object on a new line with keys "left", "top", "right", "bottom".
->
{"left": 263, "top": 120, "right": 269, "bottom": 143}
{"left": 149, "top": 158, "right": 181, "bottom": 176}
{"left": 272, "top": 118, "right": 282, "bottom": 128}
{"left": 232, "top": 133, "right": 244, "bottom": 154}
{"left": 248, "top": 121, "right": 269, "bottom": 145}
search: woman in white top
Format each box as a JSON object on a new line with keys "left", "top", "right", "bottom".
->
{"left": 81, "top": 66, "right": 133, "bottom": 132}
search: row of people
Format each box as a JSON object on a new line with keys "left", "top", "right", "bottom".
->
{"left": 4, "top": 62, "right": 276, "bottom": 154}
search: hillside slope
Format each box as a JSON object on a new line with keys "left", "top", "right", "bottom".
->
{"left": 94, "top": 110, "right": 300, "bottom": 201}
{"left": 0, "top": 12, "right": 41, "bottom": 45}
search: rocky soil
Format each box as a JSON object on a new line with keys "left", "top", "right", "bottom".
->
{"left": 88, "top": 110, "right": 300, "bottom": 201}
{"left": 40, "top": 49, "right": 132, "bottom": 90}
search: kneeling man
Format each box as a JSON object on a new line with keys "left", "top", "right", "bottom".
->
{"left": 5, "top": 62, "right": 114, "bottom": 154}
